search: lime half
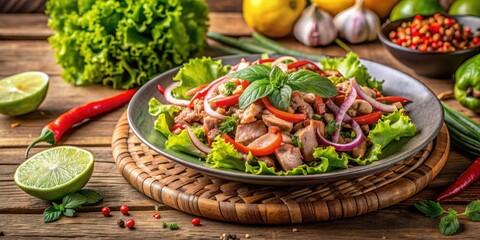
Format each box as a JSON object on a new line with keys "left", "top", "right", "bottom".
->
{"left": 0, "top": 71, "right": 49, "bottom": 116}
{"left": 14, "top": 146, "right": 94, "bottom": 201}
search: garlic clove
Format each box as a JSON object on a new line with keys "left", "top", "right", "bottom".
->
{"left": 294, "top": 5, "right": 337, "bottom": 46}
{"left": 333, "top": 0, "right": 381, "bottom": 44}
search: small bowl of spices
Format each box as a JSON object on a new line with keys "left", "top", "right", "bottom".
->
{"left": 378, "top": 14, "right": 480, "bottom": 78}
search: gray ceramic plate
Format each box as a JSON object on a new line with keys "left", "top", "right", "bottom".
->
{"left": 127, "top": 55, "right": 443, "bottom": 186}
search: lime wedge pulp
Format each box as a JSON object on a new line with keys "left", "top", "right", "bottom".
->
{"left": 0, "top": 71, "right": 49, "bottom": 116}
{"left": 14, "top": 146, "right": 94, "bottom": 201}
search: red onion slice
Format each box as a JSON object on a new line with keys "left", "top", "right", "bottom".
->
{"left": 316, "top": 99, "right": 364, "bottom": 152}
{"left": 163, "top": 82, "right": 191, "bottom": 106}
{"left": 186, "top": 127, "right": 211, "bottom": 154}
{"left": 352, "top": 79, "right": 396, "bottom": 113}
{"left": 203, "top": 77, "right": 229, "bottom": 120}
{"left": 332, "top": 85, "right": 357, "bottom": 143}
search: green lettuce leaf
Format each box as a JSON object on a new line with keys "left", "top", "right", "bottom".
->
{"left": 351, "top": 109, "right": 417, "bottom": 165}
{"left": 165, "top": 127, "right": 206, "bottom": 158}
{"left": 148, "top": 98, "right": 181, "bottom": 137}
{"left": 148, "top": 98, "right": 181, "bottom": 117}
{"left": 172, "top": 57, "right": 230, "bottom": 99}
{"left": 206, "top": 136, "right": 246, "bottom": 172}
{"left": 46, "top": 0, "right": 209, "bottom": 89}
{"left": 320, "top": 52, "right": 384, "bottom": 91}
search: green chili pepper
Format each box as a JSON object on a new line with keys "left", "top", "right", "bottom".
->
{"left": 454, "top": 54, "right": 480, "bottom": 113}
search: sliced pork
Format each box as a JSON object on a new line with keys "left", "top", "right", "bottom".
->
{"left": 294, "top": 125, "right": 318, "bottom": 163}
{"left": 235, "top": 121, "right": 267, "bottom": 145}
{"left": 262, "top": 114, "right": 293, "bottom": 132}
{"left": 274, "top": 144, "right": 304, "bottom": 171}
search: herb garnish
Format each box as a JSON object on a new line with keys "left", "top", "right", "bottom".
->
{"left": 292, "top": 135, "right": 302, "bottom": 148}
{"left": 219, "top": 116, "right": 238, "bottom": 134}
{"left": 228, "top": 65, "right": 337, "bottom": 111}
{"left": 324, "top": 120, "right": 339, "bottom": 136}
{"left": 43, "top": 189, "right": 103, "bottom": 223}
{"left": 415, "top": 200, "right": 480, "bottom": 235}
{"left": 224, "top": 81, "right": 237, "bottom": 96}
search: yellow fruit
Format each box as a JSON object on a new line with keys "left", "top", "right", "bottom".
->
{"left": 311, "top": 0, "right": 399, "bottom": 19}
{"left": 243, "top": 0, "right": 306, "bottom": 38}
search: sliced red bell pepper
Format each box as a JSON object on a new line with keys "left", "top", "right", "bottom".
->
{"left": 258, "top": 58, "right": 276, "bottom": 64}
{"left": 375, "top": 96, "right": 412, "bottom": 103}
{"left": 261, "top": 97, "right": 306, "bottom": 123}
{"left": 157, "top": 85, "right": 165, "bottom": 95}
{"left": 372, "top": 88, "right": 382, "bottom": 98}
{"left": 171, "top": 123, "right": 184, "bottom": 132}
{"left": 314, "top": 96, "right": 326, "bottom": 114}
{"left": 221, "top": 129, "right": 282, "bottom": 156}
{"left": 353, "top": 111, "right": 383, "bottom": 125}
{"left": 287, "top": 60, "right": 322, "bottom": 72}
{"left": 212, "top": 93, "right": 241, "bottom": 108}
{"left": 186, "top": 83, "right": 209, "bottom": 96}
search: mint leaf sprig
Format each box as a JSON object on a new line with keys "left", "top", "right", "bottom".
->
{"left": 228, "top": 65, "right": 337, "bottom": 111}
{"left": 43, "top": 189, "right": 103, "bottom": 223}
{"left": 414, "top": 200, "right": 480, "bottom": 236}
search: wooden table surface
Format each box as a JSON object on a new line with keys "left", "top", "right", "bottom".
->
{"left": 1, "top": 5, "right": 480, "bottom": 240}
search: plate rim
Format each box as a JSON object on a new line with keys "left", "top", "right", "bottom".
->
{"left": 127, "top": 54, "right": 444, "bottom": 185}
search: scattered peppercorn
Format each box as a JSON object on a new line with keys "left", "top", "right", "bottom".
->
{"left": 220, "top": 233, "right": 239, "bottom": 240}
{"left": 120, "top": 205, "right": 129, "bottom": 215}
{"left": 101, "top": 207, "right": 110, "bottom": 216}
{"left": 389, "top": 14, "right": 480, "bottom": 52}
{"left": 117, "top": 219, "right": 125, "bottom": 228}
{"left": 245, "top": 233, "right": 250, "bottom": 238}
{"left": 10, "top": 122, "right": 20, "bottom": 128}
{"left": 191, "top": 218, "right": 201, "bottom": 226}
{"left": 125, "top": 219, "right": 135, "bottom": 229}
{"left": 0, "top": 231, "right": 4, "bottom": 236}
{"left": 153, "top": 213, "right": 161, "bottom": 219}
{"left": 292, "top": 228, "right": 298, "bottom": 232}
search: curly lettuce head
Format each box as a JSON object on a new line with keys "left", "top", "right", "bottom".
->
{"left": 46, "top": 0, "right": 209, "bottom": 89}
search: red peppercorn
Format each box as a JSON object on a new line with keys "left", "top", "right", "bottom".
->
{"left": 125, "top": 219, "right": 135, "bottom": 229}
{"left": 414, "top": 15, "right": 423, "bottom": 21}
{"left": 153, "top": 213, "right": 161, "bottom": 219}
{"left": 120, "top": 205, "right": 129, "bottom": 215}
{"left": 101, "top": 207, "right": 111, "bottom": 216}
{"left": 192, "top": 218, "right": 201, "bottom": 226}
{"left": 473, "top": 37, "right": 480, "bottom": 45}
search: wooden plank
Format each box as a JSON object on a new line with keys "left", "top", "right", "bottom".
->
{"left": 1, "top": 209, "right": 479, "bottom": 239}
{"left": 206, "top": 0, "right": 241, "bottom": 12}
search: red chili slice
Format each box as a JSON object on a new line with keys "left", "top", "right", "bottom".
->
{"left": 353, "top": 111, "right": 383, "bottom": 125}
{"left": 261, "top": 97, "right": 306, "bottom": 123}
{"left": 287, "top": 60, "right": 322, "bottom": 72}
{"left": 375, "top": 96, "right": 412, "bottom": 103}
{"left": 221, "top": 129, "right": 282, "bottom": 156}
{"left": 314, "top": 96, "right": 326, "bottom": 114}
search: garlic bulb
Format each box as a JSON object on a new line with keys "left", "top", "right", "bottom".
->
{"left": 333, "top": 0, "right": 380, "bottom": 44}
{"left": 293, "top": 5, "right": 337, "bottom": 46}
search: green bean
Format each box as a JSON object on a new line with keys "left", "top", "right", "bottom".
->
{"left": 207, "top": 32, "right": 276, "bottom": 54}
{"left": 252, "top": 32, "right": 326, "bottom": 61}
{"left": 442, "top": 102, "right": 480, "bottom": 137}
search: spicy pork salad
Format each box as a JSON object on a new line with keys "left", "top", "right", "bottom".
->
{"left": 148, "top": 53, "right": 417, "bottom": 176}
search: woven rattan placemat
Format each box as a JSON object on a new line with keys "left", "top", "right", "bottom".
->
{"left": 112, "top": 112, "right": 449, "bottom": 224}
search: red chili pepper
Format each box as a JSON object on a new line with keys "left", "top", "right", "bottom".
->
{"left": 372, "top": 88, "right": 382, "bottom": 98}
{"left": 437, "top": 157, "right": 480, "bottom": 202}
{"left": 25, "top": 89, "right": 137, "bottom": 158}
{"left": 332, "top": 94, "right": 345, "bottom": 105}
{"left": 375, "top": 96, "right": 412, "bottom": 103}
{"left": 353, "top": 111, "right": 383, "bottom": 125}
{"left": 157, "top": 85, "right": 165, "bottom": 95}
{"left": 185, "top": 84, "right": 209, "bottom": 96}
{"left": 240, "top": 80, "right": 250, "bottom": 90}
{"left": 261, "top": 97, "right": 306, "bottom": 123}
{"left": 287, "top": 60, "right": 322, "bottom": 72}
{"left": 221, "top": 127, "right": 282, "bottom": 156}
{"left": 314, "top": 96, "right": 326, "bottom": 114}
{"left": 212, "top": 93, "right": 241, "bottom": 108}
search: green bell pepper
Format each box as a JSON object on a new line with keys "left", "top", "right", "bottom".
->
{"left": 454, "top": 54, "right": 480, "bottom": 113}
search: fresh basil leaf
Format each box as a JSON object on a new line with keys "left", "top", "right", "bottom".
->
{"left": 78, "top": 189, "right": 104, "bottom": 205}
{"left": 269, "top": 85, "right": 292, "bottom": 112}
{"left": 43, "top": 206, "right": 62, "bottom": 223}
{"left": 52, "top": 202, "right": 62, "bottom": 211}
{"left": 287, "top": 70, "right": 337, "bottom": 98}
{"left": 239, "top": 79, "right": 273, "bottom": 109}
{"left": 62, "top": 193, "right": 87, "bottom": 209}
{"left": 63, "top": 208, "right": 76, "bottom": 217}
{"left": 466, "top": 200, "right": 480, "bottom": 221}
{"left": 227, "top": 64, "right": 271, "bottom": 81}
{"left": 414, "top": 201, "right": 445, "bottom": 218}
{"left": 439, "top": 209, "right": 459, "bottom": 236}
{"left": 269, "top": 66, "right": 287, "bottom": 88}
